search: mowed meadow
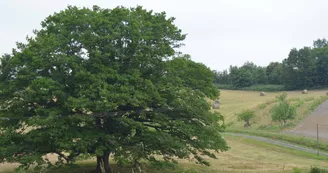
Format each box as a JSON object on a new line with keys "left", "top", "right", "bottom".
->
{"left": 2, "top": 135, "right": 328, "bottom": 173}
{"left": 217, "top": 89, "right": 328, "bottom": 130}
{"left": 2, "top": 89, "right": 328, "bottom": 173}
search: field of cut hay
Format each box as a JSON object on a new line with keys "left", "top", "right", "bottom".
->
{"left": 3, "top": 135, "right": 327, "bottom": 173}
{"left": 217, "top": 89, "right": 328, "bottom": 131}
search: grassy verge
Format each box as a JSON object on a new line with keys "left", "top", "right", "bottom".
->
{"left": 309, "top": 96, "right": 328, "bottom": 111}
{"left": 224, "top": 134, "right": 328, "bottom": 161}
{"left": 226, "top": 129, "right": 328, "bottom": 153}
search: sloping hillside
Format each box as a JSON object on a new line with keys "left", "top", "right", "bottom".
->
{"left": 288, "top": 100, "right": 328, "bottom": 139}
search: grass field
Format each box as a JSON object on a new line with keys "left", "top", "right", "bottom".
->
{"left": 217, "top": 89, "right": 328, "bottom": 130}
{"left": 2, "top": 135, "right": 328, "bottom": 173}
{"left": 2, "top": 89, "right": 328, "bottom": 173}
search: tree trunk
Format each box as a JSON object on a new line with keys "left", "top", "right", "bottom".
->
{"left": 246, "top": 120, "right": 250, "bottom": 127}
{"left": 95, "top": 156, "right": 103, "bottom": 173}
{"left": 244, "top": 120, "right": 250, "bottom": 127}
{"left": 103, "top": 151, "right": 111, "bottom": 173}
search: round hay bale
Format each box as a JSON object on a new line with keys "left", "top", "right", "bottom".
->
{"left": 212, "top": 103, "right": 220, "bottom": 109}
{"left": 326, "top": 92, "right": 328, "bottom": 96}
{"left": 302, "top": 89, "right": 308, "bottom": 94}
{"left": 260, "top": 92, "right": 266, "bottom": 96}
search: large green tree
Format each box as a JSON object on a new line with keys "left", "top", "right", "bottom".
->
{"left": 282, "top": 47, "right": 317, "bottom": 89}
{"left": 214, "top": 38, "right": 328, "bottom": 90}
{"left": 266, "top": 62, "right": 282, "bottom": 85}
{"left": 227, "top": 62, "right": 268, "bottom": 88}
{"left": 229, "top": 65, "right": 253, "bottom": 88}
{"left": 312, "top": 43, "right": 328, "bottom": 86}
{"left": 213, "top": 69, "right": 231, "bottom": 85}
{"left": 313, "top": 38, "right": 328, "bottom": 48}
{"left": 0, "top": 5, "right": 228, "bottom": 173}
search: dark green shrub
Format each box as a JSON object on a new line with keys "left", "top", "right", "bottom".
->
{"left": 310, "top": 166, "right": 328, "bottom": 173}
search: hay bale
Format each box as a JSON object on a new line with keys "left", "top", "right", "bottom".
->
{"left": 212, "top": 102, "right": 220, "bottom": 109}
{"left": 302, "top": 89, "right": 308, "bottom": 94}
{"left": 260, "top": 92, "right": 266, "bottom": 96}
{"left": 326, "top": 92, "right": 328, "bottom": 96}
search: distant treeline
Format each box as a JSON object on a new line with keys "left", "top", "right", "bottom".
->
{"left": 213, "top": 38, "right": 328, "bottom": 90}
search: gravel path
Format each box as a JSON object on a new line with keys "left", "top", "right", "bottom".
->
{"left": 226, "top": 133, "right": 328, "bottom": 157}
{"left": 287, "top": 100, "right": 328, "bottom": 139}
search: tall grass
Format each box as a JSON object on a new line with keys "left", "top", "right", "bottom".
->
{"left": 309, "top": 96, "right": 328, "bottom": 111}
{"left": 265, "top": 99, "right": 277, "bottom": 105}
{"left": 257, "top": 103, "right": 267, "bottom": 109}
{"left": 288, "top": 98, "right": 301, "bottom": 102}
{"left": 304, "top": 97, "right": 315, "bottom": 102}
{"left": 293, "top": 100, "right": 305, "bottom": 108}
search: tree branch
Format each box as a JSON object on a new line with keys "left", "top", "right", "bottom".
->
{"left": 54, "top": 151, "right": 70, "bottom": 163}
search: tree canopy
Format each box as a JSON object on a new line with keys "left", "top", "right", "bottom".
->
{"left": 213, "top": 38, "right": 328, "bottom": 90}
{"left": 0, "top": 5, "right": 228, "bottom": 173}
{"left": 237, "top": 109, "right": 255, "bottom": 127}
{"left": 270, "top": 93, "right": 296, "bottom": 127}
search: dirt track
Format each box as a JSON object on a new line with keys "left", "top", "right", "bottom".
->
{"left": 288, "top": 100, "right": 328, "bottom": 140}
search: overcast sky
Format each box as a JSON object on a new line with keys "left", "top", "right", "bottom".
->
{"left": 1, "top": 0, "right": 328, "bottom": 70}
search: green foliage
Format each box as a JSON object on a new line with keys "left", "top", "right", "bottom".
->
{"left": 282, "top": 47, "right": 317, "bottom": 89}
{"left": 276, "top": 92, "right": 288, "bottom": 102}
{"left": 229, "top": 64, "right": 254, "bottom": 88}
{"left": 304, "top": 96, "right": 315, "bottom": 102}
{"left": 314, "top": 46, "right": 328, "bottom": 86}
{"left": 293, "top": 100, "right": 305, "bottom": 108}
{"left": 266, "top": 62, "right": 283, "bottom": 85}
{"left": 310, "top": 167, "right": 328, "bottom": 173}
{"left": 214, "top": 38, "right": 328, "bottom": 90}
{"left": 215, "top": 84, "right": 234, "bottom": 90}
{"left": 150, "top": 161, "right": 178, "bottom": 170}
{"left": 265, "top": 99, "right": 278, "bottom": 105}
{"left": 227, "top": 62, "right": 268, "bottom": 88}
{"left": 292, "top": 167, "right": 302, "bottom": 173}
{"left": 225, "top": 121, "right": 235, "bottom": 127}
{"left": 309, "top": 96, "right": 328, "bottom": 111}
{"left": 216, "top": 84, "right": 286, "bottom": 92}
{"left": 288, "top": 97, "right": 301, "bottom": 102}
{"left": 313, "top": 38, "right": 328, "bottom": 48}
{"left": 257, "top": 123, "right": 296, "bottom": 131}
{"left": 0, "top": 5, "right": 228, "bottom": 172}
{"left": 242, "top": 84, "right": 285, "bottom": 91}
{"left": 213, "top": 70, "right": 230, "bottom": 85}
{"left": 237, "top": 109, "right": 255, "bottom": 127}
{"left": 257, "top": 103, "right": 267, "bottom": 109}
{"left": 271, "top": 94, "right": 296, "bottom": 127}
